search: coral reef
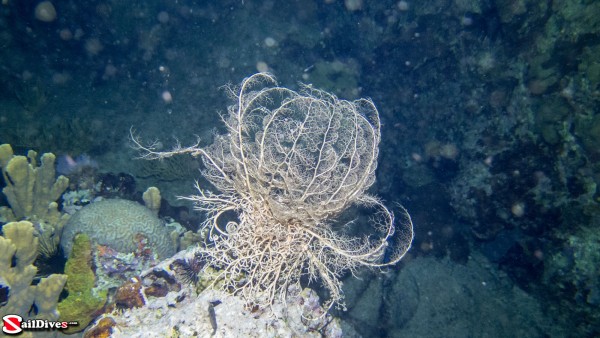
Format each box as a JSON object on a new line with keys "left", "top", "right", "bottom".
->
{"left": 113, "top": 277, "right": 145, "bottom": 310}
{"left": 0, "top": 221, "right": 67, "bottom": 321}
{"left": 83, "top": 317, "right": 117, "bottom": 338}
{"left": 0, "top": 144, "right": 69, "bottom": 223}
{"left": 1, "top": 0, "right": 600, "bottom": 335}
{"left": 142, "top": 186, "right": 161, "bottom": 216}
{"left": 132, "top": 73, "right": 414, "bottom": 309}
{"left": 60, "top": 199, "right": 176, "bottom": 261}
{"left": 58, "top": 234, "right": 107, "bottom": 333}
{"left": 0, "top": 143, "right": 70, "bottom": 263}
{"left": 87, "top": 249, "right": 342, "bottom": 338}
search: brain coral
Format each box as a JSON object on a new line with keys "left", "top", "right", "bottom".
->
{"left": 60, "top": 199, "right": 176, "bottom": 260}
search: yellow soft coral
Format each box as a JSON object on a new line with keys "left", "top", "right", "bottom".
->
{"left": 0, "top": 221, "right": 67, "bottom": 320}
{"left": 0, "top": 144, "right": 69, "bottom": 222}
{"left": 0, "top": 144, "right": 70, "bottom": 258}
